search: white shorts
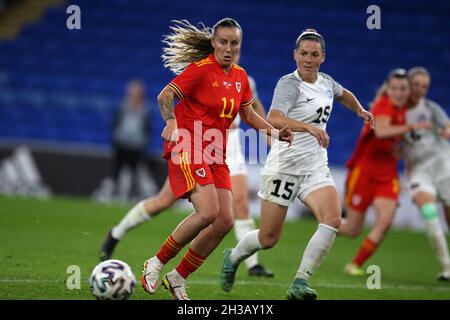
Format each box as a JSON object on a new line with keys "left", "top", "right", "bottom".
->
{"left": 226, "top": 129, "right": 247, "bottom": 176}
{"left": 258, "top": 165, "right": 336, "bottom": 207}
{"left": 408, "top": 154, "right": 450, "bottom": 206}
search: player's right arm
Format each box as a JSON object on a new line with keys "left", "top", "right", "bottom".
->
{"left": 374, "top": 115, "right": 430, "bottom": 139}
{"left": 158, "top": 63, "right": 202, "bottom": 143}
{"left": 157, "top": 86, "right": 178, "bottom": 142}
{"left": 266, "top": 76, "right": 329, "bottom": 148}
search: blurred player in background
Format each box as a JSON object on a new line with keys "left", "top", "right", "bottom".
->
{"left": 99, "top": 58, "right": 274, "bottom": 277}
{"left": 220, "top": 29, "right": 374, "bottom": 300}
{"left": 138, "top": 18, "right": 292, "bottom": 300}
{"left": 340, "top": 69, "right": 430, "bottom": 275}
{"left": 111, "top": 80, "right": 150, "bottom": 199}
{"left": 403, "top": 66, "right": 450, "bottom": 281}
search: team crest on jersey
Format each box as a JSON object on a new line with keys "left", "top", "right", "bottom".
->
{"left": 195, "top": 168, "right": 206, "bottom": 178}
{"left": 352, "top": 194, "right": 362, "bottom": 206}
{"left": 235, "top": 82, "right": 241, "bottom": 93}
{"left": 212, "top": 81, "right": 219, "bottom": 88}
{"left": 326, "top": 89, "right": 333, "bottom": 99}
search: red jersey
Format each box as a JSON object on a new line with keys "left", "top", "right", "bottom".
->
{"left": 162, "top": 54, "right": 253, "bottom": 164}
{"left": 346, "top": 95, "right": 407, "bottom": 180}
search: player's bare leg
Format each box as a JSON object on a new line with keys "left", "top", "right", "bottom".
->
{"left": 231, "top": 174, "right": 274, "bottom": 277}
{"left": 287, "top": 186, "right": 340, "bottom": 300}
{"left": 162, "top": 188, "right": 234, "bottom": 300}
{"left": 413, "top": 191, "right": 450, "bottom": 281}
{"left": 346, "top": 197, "right": 396, "bottom": 276}
{"left": 221, "top": 200, "right": 287, "bottom": 292}
{"left": 142, "top": 183, "right": 218, "bottom": 296}
{"left": 339, "top": 207, "right": 366, "bottom": 275}
{"left": 99, "top": 178, "right": 176, "bottom": 261}
{"left": 339, "top": 208, "right": 365, "bottom": 238}
{"left": 368, "top": 197, "right": 396, "bottom": 242}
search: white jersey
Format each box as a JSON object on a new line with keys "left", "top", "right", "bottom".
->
{"left": 264, "top": 70, "right": 343, "bottom": 175}
{"left": 404, "top": 98, "right": 450, "bottom": 168}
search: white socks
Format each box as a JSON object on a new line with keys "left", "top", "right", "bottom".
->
{"left": 426, "top": 219, "right": 450, "bottom": 273}
{"left": 234, "top": 218, "right": 259, "bottom": 269}
{"left": 230, "top": 229, "right": 262, "bottom": 266}
{"left": 421, "top": 203, "right": 450, "bottom": 273}
{"left": 296, "top": 224, "right": 338, "bottom": 281}
{"left": 230, "top": 222, "right": 338, "bottom": 279}
{"left": 111, "top": 201, "right": 149, "bottom": 239}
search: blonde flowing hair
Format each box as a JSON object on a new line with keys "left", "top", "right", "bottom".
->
{"left": 162, "top": 18, "right": 242, "bottom": 75}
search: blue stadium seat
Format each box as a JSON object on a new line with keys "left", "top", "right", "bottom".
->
{"left": 0, "top": 0, "right": 449, "bottom": 165}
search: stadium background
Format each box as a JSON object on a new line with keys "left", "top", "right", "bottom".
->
{"left": 0, "top": 0, "right": 449, "bottom": 229}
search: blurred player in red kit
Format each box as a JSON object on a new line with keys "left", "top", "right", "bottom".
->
{"left": 340, "top": 69, "right": 430, "bottom": 275}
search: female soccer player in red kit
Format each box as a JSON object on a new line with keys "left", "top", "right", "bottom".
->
{"left": 340, "top": 69, "right": 430, "bottom": 275}
{"left": 141, "top": 18, "right": 293, "bottom": 299}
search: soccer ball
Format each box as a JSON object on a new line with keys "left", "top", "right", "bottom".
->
{"left": 89, "top": 259, "right": 136, "bottom": 300}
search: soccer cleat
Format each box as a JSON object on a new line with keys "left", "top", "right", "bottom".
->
{"left": 141, "top": 256, "right": 163, "bottom": 294}
{"left": 98, "top": 229, "right": 119, "bottom": 261}
{"left": 286, "top": 278, "right": 317, "bottom": 300}
{"left": 161, "top": 273, "right": 190, "bottom": 300}
{"left": 248, "top": 264, "right": 274, "bottom": 278}
{"left": 220, "top": 248, "right": 238, "bottom": 292}
{"left": 437, "top": 271, "right": 450, "bottom": 282}
{"left": 344, "top": 262, "right": 365, "bottom": 276}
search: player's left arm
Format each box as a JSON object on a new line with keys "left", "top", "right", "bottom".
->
{"left": 252, "top": 96, "right": 266, "bottom": 119}
{"left": 336, "top": 88, "right": 374, "bottom": 128}
{"left": 251, "top": 96, "right": 272, "bottom": 146}
{"left": 229, "top": 98, "right": 265, "bottom": 130}
{"left": 239, "top": 74, "right": 292, "bottom": 144}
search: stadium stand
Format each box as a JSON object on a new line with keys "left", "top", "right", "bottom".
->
{"left": 0, "top": 0, "right": 449, "bottom": 165}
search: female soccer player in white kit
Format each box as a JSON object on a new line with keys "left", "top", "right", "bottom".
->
{"left": 403, "top": 67, "right": 450, "bottom": 281}
{"left": 220, "top": 28, "right": 374, "bottom": 300}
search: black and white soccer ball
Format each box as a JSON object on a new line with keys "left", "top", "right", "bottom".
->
{"left": 89, "top": 259, "right": 136, "bottom": 300}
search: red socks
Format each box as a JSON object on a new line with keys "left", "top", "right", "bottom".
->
{"left": 155, "top": 235, "right": 206, "bottom": 279}
{"left": 352, "top": 237, "right": 378, "bottom": 266}
{"left": 156, "top": 235, "right": 184, "bottom": 264}
{"left": 176, "top": 247, "right": 206, "bottom": 279}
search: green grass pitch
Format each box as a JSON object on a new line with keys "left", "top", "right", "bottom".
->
{"left": 1, "top": 195, "right": 450, "bottom": 300}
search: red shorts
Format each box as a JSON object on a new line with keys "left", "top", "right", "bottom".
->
{"left": 167, "top": 151, "right": 232, "bottom": 199}
{"left": 345, "top": 165, "right": 400, "bottom": 213}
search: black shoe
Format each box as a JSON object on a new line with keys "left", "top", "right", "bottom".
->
{"left": 99, "top": 229, "right": 119, "bottom": 261}
{"left": 437, "top": 272, "right": 450, "bottom": 282}
{"left": 248, "top": 264, "right": 274, "bottom": 278}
